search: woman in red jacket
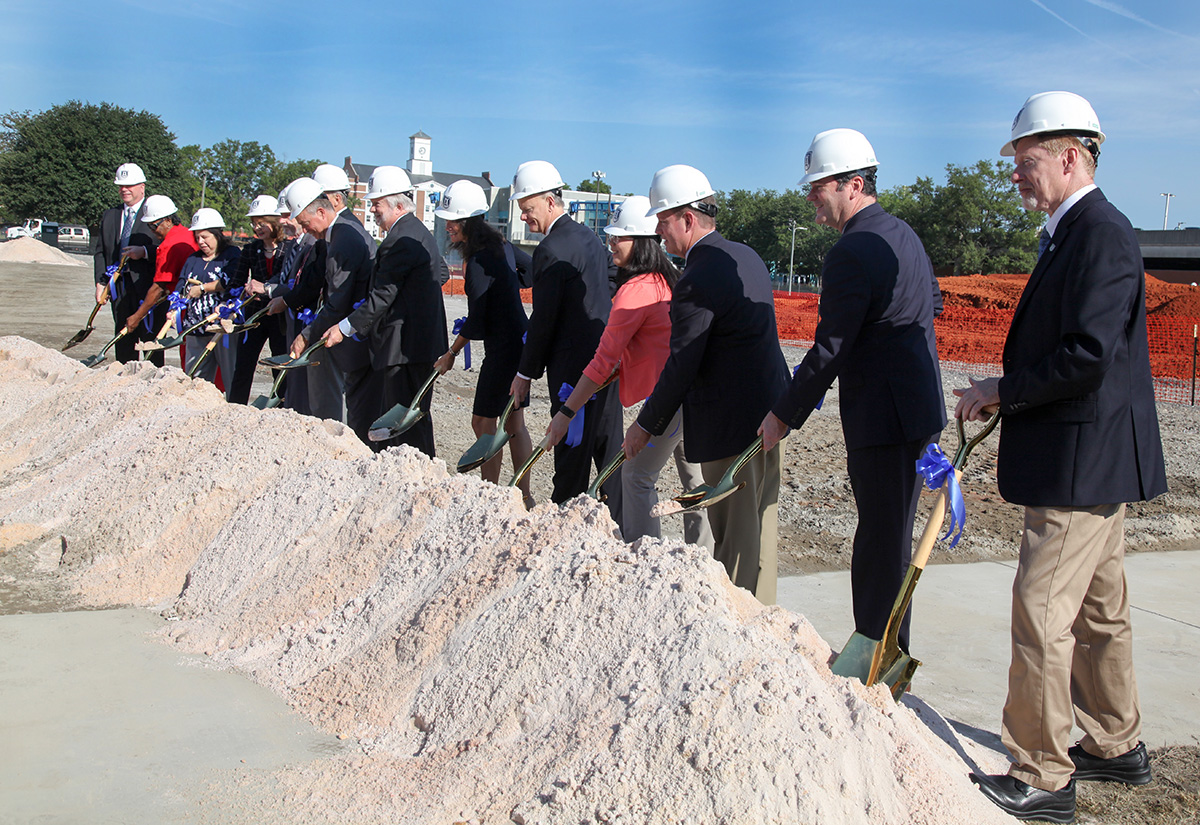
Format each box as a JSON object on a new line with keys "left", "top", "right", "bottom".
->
{"left": 546, "top": 196, "right": 711, "bottom": 547}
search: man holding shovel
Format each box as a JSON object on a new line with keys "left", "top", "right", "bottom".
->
{"left": 321, "top": 165, "right": 448, "bottom": 457}
{"left": 955, "top": 91, "right": 1166, "bottom": 824}
{"left": 93, "top": 162, "right": 160, "bottom": 364}
{"left": 759, "top": 129, "right": 945, "bottom": 651}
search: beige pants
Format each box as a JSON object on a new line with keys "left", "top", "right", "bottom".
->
{"left": 1003, "top": 503, "right": 1142, "bottom": 791}
{"left": 699, "top": 439, "right": 782, "bottom": 605}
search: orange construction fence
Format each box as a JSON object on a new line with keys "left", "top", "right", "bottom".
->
{"left": 440, "top": 278, "right": 1198, "bottom": 405}
{"left": 771, "top": 290, "right": 1200, "bottom": 406}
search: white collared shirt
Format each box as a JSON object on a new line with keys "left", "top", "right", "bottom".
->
{"left": 1045, "top": 183, "right": 1097, "bottom": 238}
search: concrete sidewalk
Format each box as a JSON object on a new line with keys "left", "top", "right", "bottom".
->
{"left": 777, "top": 550, "right": 1200, "bottom": 752}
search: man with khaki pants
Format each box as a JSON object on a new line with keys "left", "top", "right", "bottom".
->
{"left": 955, "top": 91, "right": 1166, "bottom": 823}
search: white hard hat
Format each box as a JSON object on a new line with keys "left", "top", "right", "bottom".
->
{"left": 286, "top": 177, "right": 326, "bottom": 216}
{"left": 604, "top": 195, "right": 658, "bottom": 237}
{"left": 366, "top": 165, "right": 413, "bottom": 199}
{"left": 798, "top": 129, "right": 878, "bottom": 185}
{"left": 247, "top": 194, "right": 280, "bottom": 217}
{"left": 190, "top": 207, "right": 225, "bottom": 232}
{"left": 141, "top": 195, "right": 178, "bottom": 223}
{"left": 509, "top": 160, "right": 565, "bottom": 201}
{"left": 114, "top": 163, "right": 146, "bottom": 186}
{"left": 275, "top": 186, "right": 292, "bottom": 215}
{"left": 312, "top": 163, "right": 351, "bottom": 192}
{"left": 435, "top": 180, "right": 489, "bottom": 220}
{"left": 645, "top": 165, "right": 716, "bottom": 216}
{"left": 1001, "top": 91, "right": 1105, "bottom": 157}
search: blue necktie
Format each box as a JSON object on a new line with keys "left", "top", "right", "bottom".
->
{"left": 1037, "top": 228, "right": 1051, "bottom": 260}
{"left": 119, "top": 207, "right": 134, "bottom": 249}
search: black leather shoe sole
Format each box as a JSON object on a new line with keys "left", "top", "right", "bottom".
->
{"left": 1069, "top": 742, "right": 1152, "bottom": 785}
{"left": 971, "top": 774, "right": 1076, "bottom": 823}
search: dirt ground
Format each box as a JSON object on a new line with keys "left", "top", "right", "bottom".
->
{"left": 2, "top": 252, "right": 1198, "bottom": 824}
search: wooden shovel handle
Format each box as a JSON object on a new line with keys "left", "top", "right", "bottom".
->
{"left": 911, "top": 474, "right": 952, "bottom": 573}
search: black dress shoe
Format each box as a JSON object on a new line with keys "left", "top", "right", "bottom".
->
{"left": 1070, "top": 741, "right": 1152, "bottom": 785}
{"left": 970, "top": 773, "right": 1075, "bottom": 823}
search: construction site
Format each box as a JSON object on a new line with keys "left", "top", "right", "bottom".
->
{"left": 1, "top": 248, "right": 1198, "bottom": 823}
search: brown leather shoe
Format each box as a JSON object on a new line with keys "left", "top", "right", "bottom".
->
{"left": 1069, "top": 741, "right": 1152, "bottom": 785}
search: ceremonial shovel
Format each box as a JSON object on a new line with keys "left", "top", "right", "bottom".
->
{"left": 368, "top": 366, "right": 441, "bottom": 442}
{"left": 457, "top": 395, "right": 517, "bottom": 473}
{"left": 67, "top": 257, "right": 130, "bottom": 350}
{"left": 260, "top": 338, "right": 327, "bottom": 370}
{"left": 652, "top": 435, "right": 765, "bottom": 517}
{"left": 62, "top": 302, "right": 103, "bottom": 351}
{"left": 508, "top": 435, "right": 550, "bottom": 489}
{"left": 80, "top": 327, "right": 131, "bottom": 367}
{"left": 830, "top": 411, "right": 1001, "bottom": 700}
{"left": 587, "top": 451, "right": 626, "bottom": 500}
{"left": 251, "top": 369, "right": 288, "bottom": 410}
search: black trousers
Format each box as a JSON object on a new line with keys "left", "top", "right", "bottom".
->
{"left": 845, "top": 435, "right": 935, "bottom": 653}
{"left": 227, "top": 315, "right": 288, "bottom": 405}
{"left": 548, "top": 378, "right": 623, "bottom": 524}
{"left": 373, "top": 362, "right": 435, "bottom": 457}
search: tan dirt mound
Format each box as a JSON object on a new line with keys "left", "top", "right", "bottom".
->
{"left": 0, "top": 236, "right": 88, "bottom": 266}
{"left": 0, "top": 336, "right": 1014, "bottom": 824}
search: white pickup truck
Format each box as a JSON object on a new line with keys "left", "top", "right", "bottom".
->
{"left": 5, "top": 218, "right": 45, "bottom": 240}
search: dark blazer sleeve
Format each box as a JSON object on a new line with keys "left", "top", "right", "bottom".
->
{"left": 517, "top": 242, "right": 568, "bottom": 379}
{"left": 94, "top": 208, "right": 117, "bottom": 284}
{"left": 304, "top": 227, "right": 369, "bottom": 340}
{"left": 772, "top": 241, "right": 872, "bottom": 428}
{"left": 636, "top": 272, "right": 713, "bottom": 435}
{"left": 278, "top": 240, "right": 325, "bottom": 311}
{"left": 998, "top": 225, "right": 1139, "bottom": 412}
{"left": 458, "top": 253, "right": 493, "bottom": 341}
{"left": 345, "top": 233, "right": 411, "bottom": 334}
{"left": 509, "top": 244, "right": 534, "bottom": 289}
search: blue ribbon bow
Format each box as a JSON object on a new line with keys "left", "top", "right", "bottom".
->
{"left": 558, "top": 382, "right": 596, "bottom": 447}
{"left": 350, "top": 298, "right": 366, "bottom": 341}
{"left": 297, "top": 308, "right": 316, "bottom": 326}
{"left": 452, "top": 316, "right": 471, "bottom": 369}
{"left": 106, "top": 263, "right": 124, "bottom": 303}
{"left": 916, "top": 444, "right": 966, "bottom": 548}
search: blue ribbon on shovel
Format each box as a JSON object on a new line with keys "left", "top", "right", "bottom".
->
{"left": 168, "top": 292, "right": 188, "bottom": 333}
{"left": 452, "top": 317, "right": 471, "bottom": 369}
{"left": 915, "top": 443, "right": 966, "bottom": 548}
{"left": 557, "top": 382, "right": 595, "bottom": 447}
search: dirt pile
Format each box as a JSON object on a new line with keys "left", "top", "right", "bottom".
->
{"left": 0, "top": 336, "right": 1013, "bottom": 824}
{"left": 0, "top": 236, "right": 88, "bottom": 266}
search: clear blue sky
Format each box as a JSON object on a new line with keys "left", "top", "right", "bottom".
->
{"left": 2, "top": 0, "right": 1196, "bottom": 230}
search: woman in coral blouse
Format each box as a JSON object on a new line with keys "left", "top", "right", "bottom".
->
{"left": 546, "top": 196, "right": 712, "bottom": 547}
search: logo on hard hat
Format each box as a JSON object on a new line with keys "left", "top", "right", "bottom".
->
{"left": 611, "top": 203, "right": 623, "bottom": 221}
{"left": 804, "top": 150, "right": 813, "bottom": 172}
{"left": 1012, "top": 108, "right": 1024, "bottom": 131}
{"left": 442, "top": 194, "right": 452, "bottom": 210}
{"left": 118, "top": 169, "right": 128, "bottom": 180}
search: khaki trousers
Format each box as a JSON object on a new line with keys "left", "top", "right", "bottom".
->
{"left": 700, "top": 439, "right": 782, "bottom": 605}
{"left": 1003, "top": 503, "right": 1142, "bottom": 791}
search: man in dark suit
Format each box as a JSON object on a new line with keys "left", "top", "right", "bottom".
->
{"left": 508, "top": 160, "right": 623, "bottom": 519}
{"left": 285, "top": 178, "right": 375, "bottom": 444}
{"left": 323, "top": 166, "right": 448, "bottom": 457}
{"left": 625, "top": 165, "right": 789, "bottom": 603}
{"left": 956, "top": 91, "right": 1166, "bottom": 824}
{"left": 93, "top": 162, "right": 162, "bottom": 365}
{"left": 760, "top": 128, "right": 946, "bottom": 650}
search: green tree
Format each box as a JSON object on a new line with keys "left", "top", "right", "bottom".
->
{"left": 576, "top": 178, "right": 612, "bottom": 194}
{"left": 715, "top": 188, "right": 839, "bottom": 281}
{"left": 260, "top": 157, "right": 324, "bottom": 201}
{"left": 0, "top": 100, "right": 187, "bottom": 225}
{"left": 880, "top": 160, "right": 1040, "bottom": 275}
{"left": 178, "top": 139, "right": 278, "bottom": 235}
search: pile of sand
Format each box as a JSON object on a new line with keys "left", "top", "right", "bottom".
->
{"left": 0, "top": 336, "right": 1014, "bottom": 824}
{"left": 0, "top": 236, "right": 88, "bottom": 266}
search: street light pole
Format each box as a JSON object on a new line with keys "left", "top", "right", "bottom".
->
{"left": 789, "top": 221, "right": 808, "bottom": 292}
{"left": 1161, "top": 193, "right": 1174, "bottom": 231}
{"left": 592, "top": 170, "right": 606, "bottom": 233}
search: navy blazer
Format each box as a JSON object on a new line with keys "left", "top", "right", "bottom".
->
{"left": 637, "top": 231, "right": 789, "bottom": 464}
{"left": 773, "top": 203, "right": 946, "bottom": 451}
{"left": 93, "top": 201, "right": 158, "bottom": 312}
{"left": 458, "top": 241, "right": 528, "bottom": 345}
{"left": 518, "top": 215, "right": 615, "bottom": 387}
{"left": 997, "top": 188, "right": 1166, "bottom": 507}
{"left": 303, "top": 222, "right": 372, "bottom": 373}
{"left": 346, "top": 211, "right": 449, "bottom": 368}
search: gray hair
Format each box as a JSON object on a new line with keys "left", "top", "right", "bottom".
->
{"left": 300, "top": 196, "right": 336, "bottom": 217}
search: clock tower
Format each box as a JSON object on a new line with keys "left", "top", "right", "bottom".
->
{"left": 408, "top": 130, "right": 432, "bottom": 177}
